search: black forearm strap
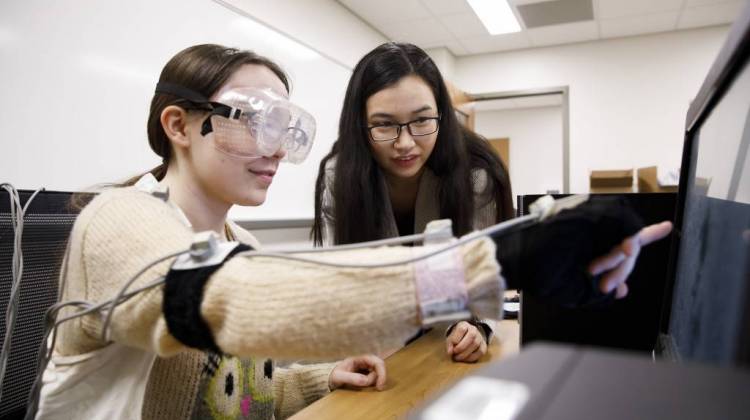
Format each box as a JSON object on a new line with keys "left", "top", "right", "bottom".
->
{"left": 493, "top": 197, "right": 644, "bottom": 307}
{"left": 471, "top": 318, "right": 493, "bottom": 342}
{"left": 163, "top": 243, "right": 252, "bottom": 353}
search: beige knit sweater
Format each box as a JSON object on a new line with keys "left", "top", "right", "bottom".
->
{"left": 48, "top": 186, "right": 501, "bottom": 419}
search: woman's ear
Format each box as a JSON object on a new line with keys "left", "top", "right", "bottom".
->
{"left": 160, "top": 105, "right": 192, "bottom": 149}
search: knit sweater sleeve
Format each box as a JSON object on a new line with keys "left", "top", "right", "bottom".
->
{"left": 69, "top": 188, "right": 500, "bottom": 359}
{"left": 272, "top": 362, "right": 336, "bottom": 419}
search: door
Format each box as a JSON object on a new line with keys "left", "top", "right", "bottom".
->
{"left": 488, "top": 137, "right": 510, "bottom": 171}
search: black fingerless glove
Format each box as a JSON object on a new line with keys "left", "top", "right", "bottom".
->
{"left": 493, "top": 197, "right": 645, "bottom": 307}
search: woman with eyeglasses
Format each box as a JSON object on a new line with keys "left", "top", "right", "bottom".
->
{"left": 312, "top": 42, "right": 515, "bottom": 363}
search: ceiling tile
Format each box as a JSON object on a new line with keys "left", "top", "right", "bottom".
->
{"left": 340, "top": 0, "right": 743, "bottom": 56}
{"left": 420, "top": 38, "right": 456, "bottom": 49}
{"left": 460, "top": 32, "right": 532, "bottom": 55}
{"left": 527, "top": 20, "right": 599, "bottom": 47}
{"left": 678, "top": 1, "right": 745, "bottom": 29}
{"left": 420, "top": 0, "right": 473, "bottom": 16}
{"left": 598, "top": 0, "right": 684, "bottom": 19}
{"left": 442, "top": 40, "right": 470, "bottom": 56}
{"left": 437, "top": 12, "right": 490, "bottom": 38}
{"left": 338, "top": 0, "right": 428, "bottom": 24}
{"left": 600, "top": 11, "right": 679, "bottom": 39}
{"left": 378, "top": 18, "right": 455, "bottom": 45}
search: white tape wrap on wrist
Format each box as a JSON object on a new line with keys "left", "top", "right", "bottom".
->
{"left": 414, "top": 246, "right": 471, "bottom": 326}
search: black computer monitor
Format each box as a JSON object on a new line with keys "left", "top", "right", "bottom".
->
{"left": 657, "top": 2, "right": 750, "bottom": 367}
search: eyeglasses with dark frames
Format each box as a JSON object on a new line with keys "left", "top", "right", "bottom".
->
{"left": 367, "top": 116, "right": 441, "bottom": 142}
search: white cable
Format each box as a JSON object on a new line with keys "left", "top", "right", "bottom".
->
{"left": 22, "top": 192, "right": 586, "bottom": 418}
{"left": 234, "top": 214, "right": 539, "bottom": 268}
{"left": 276, "top": 194, "right": 585, "bottom": 256}
{"left": 25, "top": 264, "right": 177, "bottom": 420}
{"left": 0, "top": 184, "right": 43, "bottom": 403}
{"left": 36, "top": 193, "right": 559, "bottom": 376}
{"left": 291, "top": 232, "right": 427, "bottom": 254}
{"left": 99, "top": 250, "right": 187, "bottom": 342}
{"left": 24, "top": 213, "right": 537, "bottom": 415}
{"left": 95, "top": 218, "right": 533, "bottom": 347}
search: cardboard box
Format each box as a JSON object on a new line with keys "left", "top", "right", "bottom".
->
{"left": 590, "top": 169, "right": 634, "bottom": 193}
{"left": 637, "top": 166, "right": 679, "bottom": 193}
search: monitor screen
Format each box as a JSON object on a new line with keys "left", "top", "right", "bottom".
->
{"left": 660, "top": 26, "right": 750, "bottom": 366}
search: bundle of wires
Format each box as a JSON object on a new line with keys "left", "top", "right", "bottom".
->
{"left": 18, "top": 188, "right": 580, "bottom": 419}
{"left": 0, "top": 184, "right": 43, "bottom": 403}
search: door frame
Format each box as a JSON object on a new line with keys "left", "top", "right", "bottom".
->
{"left": 470, "top": 86, "right": 570, "bottom": 194}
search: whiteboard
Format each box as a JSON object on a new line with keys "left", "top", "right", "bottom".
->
{"left": 0, "top": 0, "right": 350, "bottom": 221}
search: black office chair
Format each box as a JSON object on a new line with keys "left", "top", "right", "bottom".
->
{"left": 0, "top": 190, "right": 88, "bottom": 419}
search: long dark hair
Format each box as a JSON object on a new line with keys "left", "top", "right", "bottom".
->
{"left": 312, "top": 42, "right": 512, "bottom": 245}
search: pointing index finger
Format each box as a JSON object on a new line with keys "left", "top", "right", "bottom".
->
{"left": 637, "top": 221, "right": 673, "bottom": 247}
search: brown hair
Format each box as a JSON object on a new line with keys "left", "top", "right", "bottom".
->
{"left": 69, "top": 44, "right": 289, "bottom": 210}
{"left": 123, "top": 43, "right": 290, "bottom": 186}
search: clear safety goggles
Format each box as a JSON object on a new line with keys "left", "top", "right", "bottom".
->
{"left": 155, "top": 82, "right": 316, "bottom": 163}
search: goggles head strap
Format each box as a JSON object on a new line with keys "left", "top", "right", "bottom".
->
{"left": 154, "top": 82, "right": 237, "bottom": 136}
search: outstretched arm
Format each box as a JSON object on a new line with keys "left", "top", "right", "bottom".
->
{"left": 64, "top": 189, "right": 503, "bottom": 361}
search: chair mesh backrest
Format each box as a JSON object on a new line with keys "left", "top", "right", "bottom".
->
{"left": 0, "top": 190, "right": 86, "bottom": 418}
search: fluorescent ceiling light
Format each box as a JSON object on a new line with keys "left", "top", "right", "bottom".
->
{"left": 467, "top": 0, "right": 522, "bottom": 35}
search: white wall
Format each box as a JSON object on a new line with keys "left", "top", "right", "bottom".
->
{"left": 455, "top": 26, "right": 730, "bottom": 193}
{"left": 426, "top": 47, "right": 457, "bottom": 80}
{"left": 475, "top": 106, "right": 563, "bottom": 199}
{"left": 248, "top": 226, "right": 314, "bottom": 250}
{"left": 0, "top": 0, "right": 388, "bottom": 249}
{"left": 0, "top": 0, "right": 386, "bottom": 225}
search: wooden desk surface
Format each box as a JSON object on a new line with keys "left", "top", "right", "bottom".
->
{"left": 290, "top": 319, "right": 520, "bottom": 420}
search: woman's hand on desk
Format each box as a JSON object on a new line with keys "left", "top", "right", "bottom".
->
{"left": 445, "top": 321, "right": 487, "bottom": 363}
{"left": 329, "top": 354, "right": 386, "bottom": 391}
